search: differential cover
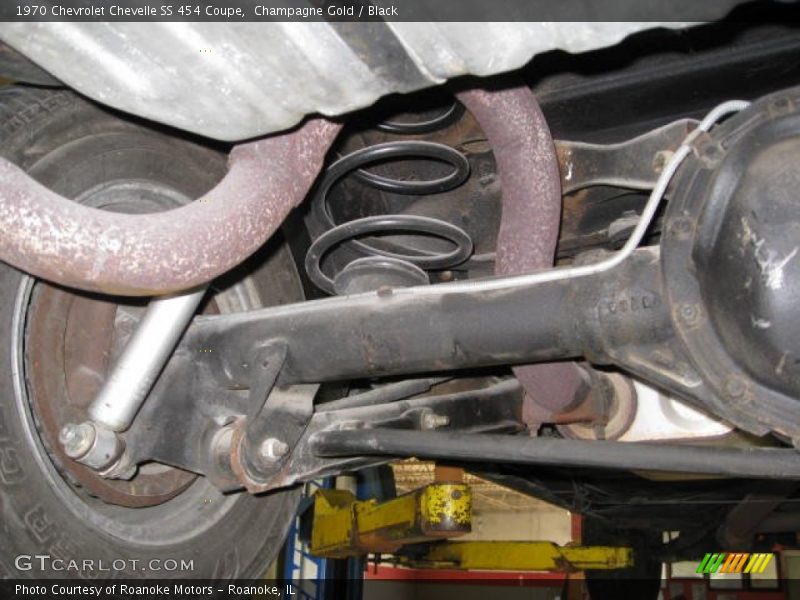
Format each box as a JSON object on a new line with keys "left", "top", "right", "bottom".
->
{"left": 663, "top": 87, "right": 800, "bottom": 440}
{"left": 699, "top": 125, "right": 800, "bottom": 399}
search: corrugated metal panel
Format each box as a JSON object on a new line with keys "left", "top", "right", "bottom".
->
{"left": 0, "top": 22, "right": 687, "bottom": 140}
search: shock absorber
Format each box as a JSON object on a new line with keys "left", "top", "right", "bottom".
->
{"left": 304, "top": 103, "right": 475, "bottom": 295}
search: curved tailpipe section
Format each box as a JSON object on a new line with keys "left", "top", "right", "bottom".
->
{"left": 0, "top": 118, "right": 341, "bottom": 296}
{"left": 457, "top": 86, "right": 587, "bottom": 419}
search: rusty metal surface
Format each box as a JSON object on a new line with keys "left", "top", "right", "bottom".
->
{"left": 457, "top": 86, "right": 585, "bottom": 417}
{"left": 0, "top": 118, "right": 341, "bottom": 295}
{"left": 27, "top": 283, "right": 196, "bottom": 506}
{"left": 556, "top": 119, "right": 699, "bottom": 194}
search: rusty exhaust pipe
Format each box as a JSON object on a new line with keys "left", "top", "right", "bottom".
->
{"left": 0, "top": 118, "right": 341, "bottom": 296}
{"left": 456, "top": 86, "right": 586, "bottom": 418}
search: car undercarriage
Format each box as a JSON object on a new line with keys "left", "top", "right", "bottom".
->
{"left": 1, "top": 5, "right": 800, "bottom": 595}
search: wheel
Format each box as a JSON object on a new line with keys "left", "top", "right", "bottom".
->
{"left": 0, "top": 87, "right": 303, "bottom": 578}
{"left": 583, "top": 517, "right": 662, "bottom": 600}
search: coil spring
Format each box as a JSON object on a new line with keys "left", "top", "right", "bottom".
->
{"left": 304, "top": 103, "right": 474, "bottom": 295}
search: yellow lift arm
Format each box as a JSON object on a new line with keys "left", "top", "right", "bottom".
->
{"left": 398, "top": 541, "right": 632, "bottom": 572}
{"left": 311, "top": 483, "right": 471, "bottom": 558}
{"left": 309, "top": 484, "right": 632, "bottom": 571}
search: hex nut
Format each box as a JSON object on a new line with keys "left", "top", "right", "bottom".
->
{"left": 59, "top": 422, "right": 96, "bottom": 459}
{"left": 259, "top": 438, "right": 290, "bottom": 461}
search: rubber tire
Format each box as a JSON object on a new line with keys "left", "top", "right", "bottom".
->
{"left": 0, "top": 87, "right": 301, "bottom": 579}
{"left": 583, "top": 517, "right": 662, "bottom": 600}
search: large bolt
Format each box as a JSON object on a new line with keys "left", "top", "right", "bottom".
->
{"left": 60, "top": 421, "right": 123, "bottom": 471}
{"left": 259, "top": 438, "right": 289, "bottom": 461}
{"left": 724, "top": 377, "right": 746, "bottom": 399}
{"left": 670, "top": 217, "right": 693, "bottom": 238}
{"left": 421, "top": 412, "right": 450, "bottom": 430}
{"left": 58, "top": 422, "right": 96, "bottom": 459}
{"left": 678, "top": 303, "right": 700, "bottom": 327}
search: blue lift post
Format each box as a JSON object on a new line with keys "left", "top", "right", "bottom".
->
{"left": 282, "top": 479, "right": 333, "bottom": 600}
{"left": 282, "top": 478, "right": 364, "bottom": 600}
{"left": 282, "top": 467, "right": 396, "bottom": 600}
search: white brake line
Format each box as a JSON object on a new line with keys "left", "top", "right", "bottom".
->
{"left": 391, "top": 99, "right": 751, "bottom": 298}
